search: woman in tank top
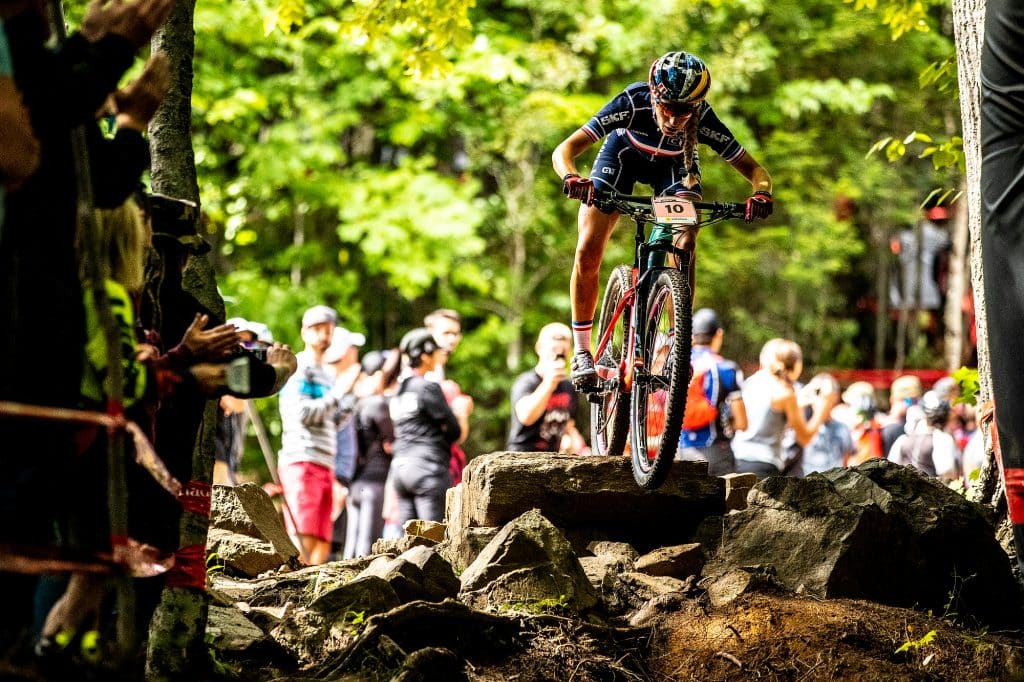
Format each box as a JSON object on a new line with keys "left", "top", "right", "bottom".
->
{"left": 731, "top": 338, "right": 839, "bottom": 478}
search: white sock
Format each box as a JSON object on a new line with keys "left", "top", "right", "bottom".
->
{"left": 572, "top": 320, "right": 593, "bottom": 354}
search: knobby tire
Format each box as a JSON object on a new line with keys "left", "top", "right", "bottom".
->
{"left": 630, "top": 268, "right": 692, "bottom": 489}
{"left": 591, "top": 265, "right": 632, "bottom": 457}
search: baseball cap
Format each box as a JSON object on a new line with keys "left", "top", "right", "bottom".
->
{"left": 301, "top": 305, "right": 337, "bottom": 329}
{"left": 323, "top": 326, "right": 366, "bottom": 363}
{"left": 925, "top": 205, "right": 950, "bottom": 221}
{"left": 228, "top": 317, "right": 275, "bottom": 346}
{"left": 841, "top": 381, "right": 876, "bottom": 407}
{"left": 890, "top": 375, "right": 922, "bottom": 402}
{"left": 692, "top": 308, "right": 722, "bottom": 336}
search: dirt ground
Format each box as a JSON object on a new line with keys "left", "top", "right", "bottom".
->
{"left": 468, "top": 592, "right": 1024, "bottom": 682}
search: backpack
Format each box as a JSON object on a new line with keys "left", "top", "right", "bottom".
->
{"left": 682, "top": 356, "right": 719, "bottom": 431}
{"left": 844, "top": 418, "right": 884, "bottom": 467}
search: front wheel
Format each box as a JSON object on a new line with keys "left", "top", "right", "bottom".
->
{"left": 630, "top": 268, "right": 692, "bottom": 489}
{"left": 591, "top": 265, "right": 632, "bottom": 457}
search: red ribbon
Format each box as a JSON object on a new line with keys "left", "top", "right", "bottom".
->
{"left": 178, "top": 480, "right": 212, "bottom": 517}
{"left": 164, "top": 543, "right": 206, "bottom": 591}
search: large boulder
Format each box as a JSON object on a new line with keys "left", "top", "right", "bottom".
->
{"left": 459, "top": 509, "right": 597, "bottom": 612}
{"left": 208, "top": 484, "right": 299, "bottom": 578}
{"left": 698, "top": 460, "right": 1021, "bottom": 625}
{"left": 455, "top": 453, "right": 724, "bottom": 552}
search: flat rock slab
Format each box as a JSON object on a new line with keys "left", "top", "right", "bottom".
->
{"left": 458, "top": 453, "right": 724, "bottom": 551}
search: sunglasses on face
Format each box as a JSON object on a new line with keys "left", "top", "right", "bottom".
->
{"left": 657, "top": 100, "right": 700, "bottom": 118}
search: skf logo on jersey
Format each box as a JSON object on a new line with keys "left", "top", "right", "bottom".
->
{"left": 700, "top": 127, "right": 730, "bottom": 143}
{"left": 599, "top": 111, "right": 629, "bottom": 126}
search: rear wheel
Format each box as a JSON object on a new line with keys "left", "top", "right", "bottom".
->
{"left": 630, "top": 268, "right": 692, "bottom": 489}
{"left": 591, "top": 265, "right": 632, "bottom": 457}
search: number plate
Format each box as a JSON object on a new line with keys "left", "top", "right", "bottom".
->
{"left": 652, "top": 197, "right": 698, "bottom": 225}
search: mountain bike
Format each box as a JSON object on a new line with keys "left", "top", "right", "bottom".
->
{"left": 587, "top": 191, "right": 746, "bottom": 489}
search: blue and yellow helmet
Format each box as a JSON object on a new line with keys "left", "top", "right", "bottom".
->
{"left": 649, "top": 52, "right": 711, "bottom": 104}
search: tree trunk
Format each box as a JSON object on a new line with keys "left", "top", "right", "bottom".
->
{"left": 952, "top": 0, "right": 998, "bottom": 503}
{"left": 145, "top": 1, "right": 224, "bottom": 678}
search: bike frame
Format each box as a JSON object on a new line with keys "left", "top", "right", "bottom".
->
{"left": 593, "top": 226, "right": 690, "bottom": 393}
{"left": 592, "top": 193, "right": 743, "bottom": 394}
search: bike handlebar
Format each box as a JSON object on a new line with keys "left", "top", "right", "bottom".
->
{"left": 591, "top": 190, "right": 747, "bottom": 222}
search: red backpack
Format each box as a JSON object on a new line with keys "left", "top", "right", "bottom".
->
{"left": 682, "top": 356, "right": 719, "bottom": 431}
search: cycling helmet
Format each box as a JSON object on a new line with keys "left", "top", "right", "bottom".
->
{"left": 400, "top": 328, "right": 439, "bottom": 367}
{"left": 920, "top": 390, "right": 951, "bottom": 427}
{"left": 649, "top": 51, "right": 711, "bottom": 105}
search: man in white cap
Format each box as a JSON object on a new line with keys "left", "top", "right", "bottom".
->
{"left": 277, "top": 305, "right": 354, "bottom": 564}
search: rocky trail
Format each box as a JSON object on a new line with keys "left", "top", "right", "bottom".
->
{"left": 205, "top": 455, "right": 1024, "bottom": 681}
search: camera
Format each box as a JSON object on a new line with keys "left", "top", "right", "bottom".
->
{"left": 239, "top": 342, "right": 268, "bottom": 362}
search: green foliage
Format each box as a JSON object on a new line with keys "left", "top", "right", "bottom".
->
{"left": 895, "top": 627, "right": 936, "bottom": 654}
{"left": 206, "top": 551, "right": 226, "bottom": 574}
{"left": 166, "top": 0, "right": 963, "bottom": 457}
{"left": 952, "top": 366, "right": 980, "bottom": 406}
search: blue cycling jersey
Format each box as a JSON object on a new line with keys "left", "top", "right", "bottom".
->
{"left": 582, "top": 82, "right": 746, "bottom": 165}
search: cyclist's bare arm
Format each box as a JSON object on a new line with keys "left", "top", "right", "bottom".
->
{"left": 732, "top": 151, "right": 773, "bottom": 194}
{"left": 552, "top": 129, "right": 596, "bottom": 179}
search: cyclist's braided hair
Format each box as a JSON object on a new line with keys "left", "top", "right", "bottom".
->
{"left": 680, "top": 116, "right": 700, "bottom": 190}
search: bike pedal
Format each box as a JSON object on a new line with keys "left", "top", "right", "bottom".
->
{"left": 587, "top": 392, "right": 604, "bottom": 404}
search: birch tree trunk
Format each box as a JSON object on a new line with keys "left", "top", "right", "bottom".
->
{"left": 145, "top": 1, "right": 224, "bottom": 677}
{"left": 951, "top": 0, "right": 998, "bottom": 503}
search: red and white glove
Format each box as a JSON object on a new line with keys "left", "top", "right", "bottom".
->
{"left": 745, "top": 190, "right": 773, "bottom": 222}
{"left": 562, "top": 173, "right": 595, "bottom": 205}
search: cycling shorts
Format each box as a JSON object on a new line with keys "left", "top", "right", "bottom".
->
{"left": 590, "top": 130, "right": 703, "bottom": 204}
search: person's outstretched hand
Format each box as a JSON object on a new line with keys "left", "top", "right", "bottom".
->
{"left": 80, "top": 0, "right": 175, "bottom": 48}
{"left": 113, "top": 51, "right": 169, "bottom": 131}
{"left": 267, "top": 343, "right": 298, "bottom": 393}
{"left": 181, "top": 313, "right": 241, "bottom": 361}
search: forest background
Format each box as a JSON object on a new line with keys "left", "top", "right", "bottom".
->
{"left": 107, "top": 0, "right": 962, "bottom": 458}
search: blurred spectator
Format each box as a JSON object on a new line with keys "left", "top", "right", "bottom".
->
{"left": 731, "top": 339, "right": 838, "bottom": 479}
{"left": 38, "top": 197, "right": 152, "bottom": 652}
{"left": 506, "top": 323, "right": 586, "bottom": 454}
{"left": 0, "top": 19, "right": 39, "bottom": 229}
{"left": 323, "top": 325, "right": 365, "bottom": 559}
{"left": 388, "top": 328, "right": 467, "bottom": 526}
{"left": 880, "top": 375, "right": 923, "bottom": 456}
{"left": 890, "top": 204, "right": 951, "bottom": 313}
{"left": 0, "top": 0, "right": 171, "bottom": 551}
{"left": 888, "top": 391, "right": 961, "bottom": 481}
{"left": 424, "top": 308, "right": 474, "bottom": 484}
{"left": 424, "top": 309, "right": 464, "bottom": 382}
{"left": 678, "top": 308, "right": 745, "bottom": 476}
{"left": 277, "top": 306, "right": 353, "bottom": 564}
{"left": 834, "top": 381, "right": 885, "bottom": 466}
{"left": 344, "top": 349, "right": 401, "bottom": 558}
{"left": 799, "top": 374, "right": 856, "bottom": 476}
